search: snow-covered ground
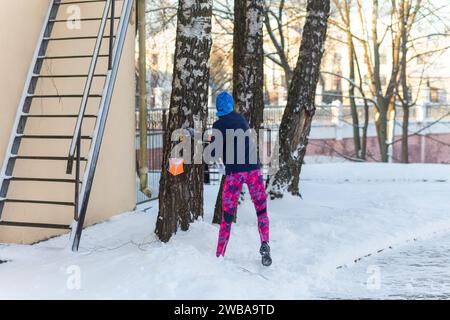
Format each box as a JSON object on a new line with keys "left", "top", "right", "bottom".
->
{"left": 0, "top": 163, "right": 449, "bottom": 299}
{"left": 321, "top": 232, "right": 450, "bottom": 299}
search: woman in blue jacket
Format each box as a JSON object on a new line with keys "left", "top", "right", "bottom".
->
{"left": 212, "top": 92, "right": 271, "bottom": 266}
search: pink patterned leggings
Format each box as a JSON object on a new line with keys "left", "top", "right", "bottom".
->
{"left": 216, "top": 169, "right": 270, "bottom": 257}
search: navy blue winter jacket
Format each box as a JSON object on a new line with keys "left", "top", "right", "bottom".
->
{"left": 211, "top": 111, "right": 260, "bottom": 175}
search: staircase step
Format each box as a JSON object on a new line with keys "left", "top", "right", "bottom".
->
{"left": 24, "top": 114, "right": 97, "bottom": 118}
{"left": 44, "top": 36, "right": 116, "bottom": 41}
{"left": 6, "top": 177, "right": 79, "bottom": 183}
{"left": 49, "top": 17, "right": 120, "bottom": 23}
{"left": 14, "top": 155, "right": 88, "bottom": 161}
{"left": 0, "top": 221, "right": 71, "bottom": 230}
{"left": 29, "top": 94, "right": 102, "bottom": 98}
{"left": 21, "top": 135, "right": 92, "bottom": 140}
{"left": 56, "top": 0, "right": 110, "bottom": 5}
{"left": 32, "top": 74, "right": 106, "bottom": 78}
{"left": 37, "top": 54, "right": 109, "bottom": 60}
{"left": 1, "top": 199, "right": 75, "bottom": 207}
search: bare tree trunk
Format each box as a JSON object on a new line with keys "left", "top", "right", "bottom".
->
{"left": 373, "top": 0, "right": 399, "bottom": 162}
{"left": 348, "top": 53, "right": 362, "bottom": 158}
{"left": 353, "top": 43, "right": 369, "bottom": 160}
{"left": 156, "top": 0, "right": 212, "bottom": 242}
{"left": 400, "top": 0, "right": 413, "bottom": 163}
{"left": 138, "top": 0, "right": 152, "bottom": 197}
{"left": 212, "top": 176, "right": 225, "bottom": 224}
{"left": 400, "top": 49, "right": 410, "bottom": 163}
{"left": 212, "top": 0, "right": 264, "bottom": 224}
{"left": 401, "top": 101, "right": 409, "bottom": 163}
{"left": 376, "top": 99, "right": 389, "bottom": 162}
{"left": 268, "top": 0, "right": 331, "bottom": 199}
{"left": 357, "top": 0, "right": 401, "bottom": 162}
{"left": 361, "top": 99, "right": 370, "bottom": 159}
{"left": 263, "top": 0, "right": 294, "bottom": 89}
{"left": 353, "top": 0, "right": 423, "bottom": 162}
{"left": 334, "top": 0, "right": 362, "bottom": 158}
{"left": 344, "top": 0, "right": 362, "bottom": 158}
{"left": 370, "top": 0, "right": 389, "bottom": 162}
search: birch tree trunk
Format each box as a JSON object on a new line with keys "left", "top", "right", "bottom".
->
{"left": 156, "top": 0, "right": 213, "bottom": 242}
{"left": 212, "top": 0, "right": 264, "bottom": 224}
{"left": 268, "top": 0, "right": 330, "bottom": 199}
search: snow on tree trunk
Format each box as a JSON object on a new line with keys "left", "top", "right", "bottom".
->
{"left": 212, "top": 0, "right": 264, "bottom": 224}
{"left": 156, "top": 0, "right": 213, "bottom": 242}
{"left": 268, "top": 0, "right": 330, "bottom": 199}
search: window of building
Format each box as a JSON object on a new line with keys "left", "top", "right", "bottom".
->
{"left": 417, "top": 56, "right": 426, "bottom": 65}
{"left": 333, "top": 74, "right": 342, "bottom": 91}
{"left": 333, "top": 52, "right": 342, "bottom": 67}
{"left": 430, "top": 87, "right": 440, "bottom": 103}
{"left": 151, "top": 54, "right": 158, "bottom": 66}
{"left": 440, "top": 90, "right": 447, "bottom": 103}
{"left": 280, "top": 74, "right": 286, "bottom": 89}
{"left": 429, "top": 87, "right": 446, "bottom": 103}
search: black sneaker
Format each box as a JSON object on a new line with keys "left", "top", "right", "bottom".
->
{"left": 260, "top": 242, "right": 272, "bottom": 267}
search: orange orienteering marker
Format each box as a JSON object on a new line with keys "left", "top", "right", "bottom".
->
{"left": 168, "top": 158, "right": 184, "bottom": 176}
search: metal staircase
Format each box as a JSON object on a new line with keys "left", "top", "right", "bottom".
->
{"left": 0, "top": 0, "right": 134, "bottom": 251}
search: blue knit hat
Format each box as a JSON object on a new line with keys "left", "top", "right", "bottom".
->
{"left": 216, "top": 91, "right": 234, "bottom": 117}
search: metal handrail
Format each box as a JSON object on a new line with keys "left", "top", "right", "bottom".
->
{"left": 108, "top": 0, "right": 115, "bottom": 70}
{"left": 71, "top": 0, "right": 134, "bottom": 251}
{"left": 66, "top": 0, "right": 112, "bottom": 175}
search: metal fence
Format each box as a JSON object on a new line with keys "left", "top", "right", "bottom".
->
{"left": 426, "top": 104, "right": 450, "bottom": 120}
{"left": 135, "top": 130, "right": 163, "bottom": 204}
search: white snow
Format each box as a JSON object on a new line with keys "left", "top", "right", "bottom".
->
{"left": 0, "top": 163, "right": 449, "bottom": 299}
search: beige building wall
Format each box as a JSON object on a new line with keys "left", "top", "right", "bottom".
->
{"left": 0, "top": 0, "right": 136, "bottom": 243}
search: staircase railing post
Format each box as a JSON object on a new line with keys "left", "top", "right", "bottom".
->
{"left": 72, "top": 0, "right": 134, "bottom": 252}
{"left": 109, "top": 0, "right": 115, "bottom": 70}
{"left": 74, "top": 135, "right": 81, "bottom": 221}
